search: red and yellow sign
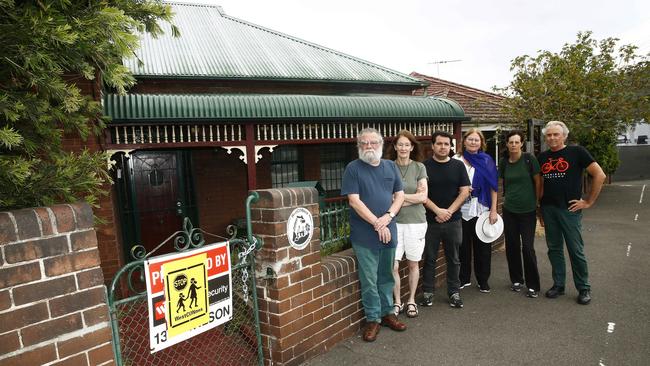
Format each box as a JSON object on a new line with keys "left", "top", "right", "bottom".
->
{"left": 144, "top": 242, "right": 232, "bottom": 353}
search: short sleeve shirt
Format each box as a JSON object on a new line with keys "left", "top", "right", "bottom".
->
{"left": 537, "top": 145, "right": 594, "bottom": 208}
{"left": 423, "top": 158, "right": 471, "bottom": 222}
{"left": 341, "top": 159, "right": 403, "bottom": 248}
{"left": 396, "top": 161, "right": 428, "bottom": 224}
{"left": 499, "top": 153, "right": 541, "bottom": 213}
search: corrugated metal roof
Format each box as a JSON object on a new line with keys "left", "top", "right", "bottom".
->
{"left": 104, "top": 94, "right": 466, "bottom": 121}
{"left": 125, "top": 2, "right": 424, "bottom": 85}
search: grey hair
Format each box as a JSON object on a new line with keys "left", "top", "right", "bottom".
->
{"left": 357, "top": 127, "right": 383, "bottom": 143}
{"left": 542, "top": 121, "right": 569, "bottom": 137}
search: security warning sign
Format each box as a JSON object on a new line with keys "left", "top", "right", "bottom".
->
{"left": 144, "top": 241, "right": 232, "bottom": 353}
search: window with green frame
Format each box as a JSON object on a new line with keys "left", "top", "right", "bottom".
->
{"left": 320, "top": 143, "right": 356, "bottom": 198}
{"left": 271, "top": 145, "right": 302, "bottom": 187}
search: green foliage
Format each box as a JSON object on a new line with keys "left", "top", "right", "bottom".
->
{"left": 0, "top": 1, "right": 177, "bottom": 210}
{"left": 496, "top": 31, "right": 650, "bottom": 174}
{"left": 320, "top": 221, "right": 351, "bottom": 256}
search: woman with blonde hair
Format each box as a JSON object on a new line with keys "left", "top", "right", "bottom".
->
{"left": 385, "top": 130, "right": 427, "bottom": 318}
{"left": 454, "top": 129, "right": 498, "bottom": 293}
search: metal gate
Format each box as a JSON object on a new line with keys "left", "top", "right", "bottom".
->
{"left": 108, "top": 193, "right": 263, "bottom": 365}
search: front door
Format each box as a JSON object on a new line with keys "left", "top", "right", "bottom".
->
{"left": 115, "top": 150, "right": 197, "bottom": 261}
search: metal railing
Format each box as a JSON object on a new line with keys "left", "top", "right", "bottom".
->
{"left": 320, "top": 200, "right": 350, "bottom": 254}
{"left": 108, "top": 193, "right": 263, "bottom": 366}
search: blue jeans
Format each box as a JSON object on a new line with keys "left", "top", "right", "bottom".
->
{"left": 352, "top": 243, "right": 396, "bottom": 322}
{"left": 422, "top": 219, "right": 462, "bottom": 296}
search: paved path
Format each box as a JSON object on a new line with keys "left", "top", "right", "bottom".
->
{"left": 306, "top": 181, "right": 650, "bottom": 366}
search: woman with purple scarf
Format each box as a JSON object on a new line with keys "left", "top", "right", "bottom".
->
{"left": 454, "top": 129, "right": 498, "bottom": 293}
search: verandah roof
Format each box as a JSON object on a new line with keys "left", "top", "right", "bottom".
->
{"left": 103, "top": 94, "right": 468, "bottom": 122}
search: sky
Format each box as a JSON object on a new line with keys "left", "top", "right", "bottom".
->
{"left": 171, "top": 0, "right": 650, "bottom": 92}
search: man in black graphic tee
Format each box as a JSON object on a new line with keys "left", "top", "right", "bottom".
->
{"left": 537, "top": 121, "right": 606, "bottom": 305}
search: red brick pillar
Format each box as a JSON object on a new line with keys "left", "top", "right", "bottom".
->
{"left": 251, "top": 188, "right": 325, "bottom": 365}
{"left": 0, "top": 203, "right": 114, "bottom": 366}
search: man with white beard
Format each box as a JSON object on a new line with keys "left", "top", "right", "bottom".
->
{"left": 341, "top": 128, "right": 406, "bottom": 342}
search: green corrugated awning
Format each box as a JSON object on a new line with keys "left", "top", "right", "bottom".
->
{"left": 103, "top": 94, "right": 468, "bottom": 122}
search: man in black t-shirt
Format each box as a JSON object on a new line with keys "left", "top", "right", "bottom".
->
{"left": 420, "top": 131, "right": 470, "bottom": 309}
{"left": 537, "top": 121, "right": 606, "bottom": 305}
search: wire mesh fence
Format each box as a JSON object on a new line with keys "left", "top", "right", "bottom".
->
{"left": 109, "top": 249, "right": 261, "bottom": 366}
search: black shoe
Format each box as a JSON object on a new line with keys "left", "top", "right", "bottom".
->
{"left": 510, "top": 282, "right": 523, "bottom": 292}
{"left": 526, "top": 288, "right": 539, "bottom": 298}
{"left": 577, "top": 289, "right": 592, "bottom": 305}
{"left": 545, "top": 286, "right": 565, "bottom": 298}
{"left": 419, "top": 292, "right": 434, "bottom": 307}
{"left": 478, "top": 284, "right": 491, "bottom": 293}
{"left": 449, "top": 293, "right": 463, "bottom": 308}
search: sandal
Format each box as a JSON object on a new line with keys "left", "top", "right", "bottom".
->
{"left": 393, "top": 302, "right": 404, "bottom": 316}
{"left": 406, "top": 303, "right": 418, "bottom": 318}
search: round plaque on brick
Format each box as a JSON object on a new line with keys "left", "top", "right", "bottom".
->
{"left": 287, "top": 207, "right": 313, "bottom": 250}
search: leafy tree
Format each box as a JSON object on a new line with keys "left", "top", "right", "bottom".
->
{"left": 0, "top": 0, "right": 177, "bottom": 210}
{"left": 497, "top": 31, "right": 650, "bottom": 174}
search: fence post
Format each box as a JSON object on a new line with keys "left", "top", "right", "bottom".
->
{"left": 249, "top": 187, "right": 323, "bottom": 365}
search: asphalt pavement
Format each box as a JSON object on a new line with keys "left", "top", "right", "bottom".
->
{"left": 305, "top": 180, "right": 650, "bottom": 366}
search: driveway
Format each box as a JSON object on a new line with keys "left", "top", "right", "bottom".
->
{"left": 305, "top": 181, "right": 650, "bottom": 366}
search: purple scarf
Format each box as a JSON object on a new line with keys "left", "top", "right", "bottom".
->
{"left": 463, "top": 150, "right": 498, "bottom": 208}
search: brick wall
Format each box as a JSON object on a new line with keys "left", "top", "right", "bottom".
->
{"left": 193, "top": 148, "right": 250, "bottom": 235}
{"left": 251, "top": 187, "right": 437, "bottom": 365}
{"left": 251, "top": 186, "right": 504, "bottom": 365}
{"left": 0, "top": 203, "right": 114, "bottom": 366}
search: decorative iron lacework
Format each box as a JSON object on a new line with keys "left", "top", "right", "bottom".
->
{"left": 105, "top": 121, "right": 453, "bottom": 147}
{"left": 255, "top": 121, "right": 452, "bottom": 141}
{"left": 107, "top": 123, "right": 245, "bottom": 145}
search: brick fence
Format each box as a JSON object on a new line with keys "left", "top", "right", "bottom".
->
{"left": 252, "top": 187, "right": 504, "bottom": 366}
{"left": 0, "top": 203, "right": 114, "bottom": 366}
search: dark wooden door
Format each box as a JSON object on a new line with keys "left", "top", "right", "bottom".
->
{"left": 131, "top": 152, "right": 183, "bottom": 255}
{"left": 116, "top": 151, "right": 196, "bottom": 261}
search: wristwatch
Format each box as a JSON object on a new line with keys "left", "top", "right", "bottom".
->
{"left": 386, "top": 211, "right": 395, "bottom": 219}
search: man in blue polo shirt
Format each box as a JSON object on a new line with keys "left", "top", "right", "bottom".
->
{"left": 341, "top": 128, "right": 406, "bottom": 342}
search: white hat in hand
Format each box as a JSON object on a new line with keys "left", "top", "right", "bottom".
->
{"left": 475, "top": 211, "right": 504, "bottom": 243}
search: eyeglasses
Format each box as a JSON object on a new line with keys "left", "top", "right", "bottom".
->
{"left": 358, "top": 140, "right": 381, "bottom": 147}
{"left": 396, "top": 143, "right": 412, "bottom": 148}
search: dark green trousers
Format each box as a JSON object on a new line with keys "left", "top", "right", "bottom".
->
{"left": 352, "top": 243, "right": 395, "bottom": 322}
{"left": 541, "top": 205, "right": 590, "bottom": 290}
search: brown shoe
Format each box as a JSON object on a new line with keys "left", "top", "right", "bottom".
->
{"left": 363, "top": 322, "right": 381, "bottom": 342}
{"left": 380, "top": 314, "right": 407, "bottom": 331}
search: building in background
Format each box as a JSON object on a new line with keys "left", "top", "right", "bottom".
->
{"left": 410, "top": 72, "right": 512, "bottom": 162}
{"left": 80, "top": 3, "right": 469, "bottom": 282}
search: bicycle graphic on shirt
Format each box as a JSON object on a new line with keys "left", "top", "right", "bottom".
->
{"left": 541, "top": 158, "right": 569, "bottom": 174}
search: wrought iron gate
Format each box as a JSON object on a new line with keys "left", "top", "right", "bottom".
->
{"left": 108, "top": 193, "right": 263, "bottom": 366}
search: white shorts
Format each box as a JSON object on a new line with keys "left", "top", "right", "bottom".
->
{"left": 395, "top": 223, "right": 428, "bottom": 262}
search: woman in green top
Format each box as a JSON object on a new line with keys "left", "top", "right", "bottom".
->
{"left": 386, "top": 130, "right": 428, "bottom": 318}
{"left": 499, "top": 130, "right": 542, "bottom": 298}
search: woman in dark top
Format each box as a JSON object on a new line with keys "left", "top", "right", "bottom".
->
{"left": 499, "top": 130, "right": 542, "bottom": 297}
